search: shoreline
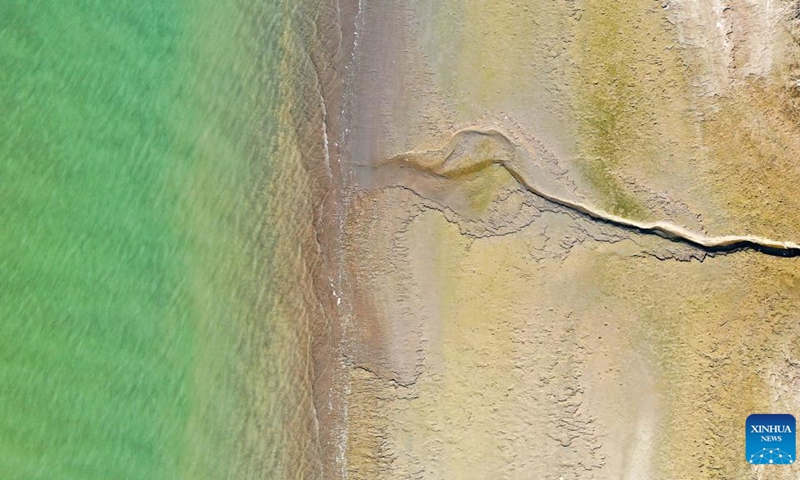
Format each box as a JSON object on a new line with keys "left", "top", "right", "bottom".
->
{"left": 302, "top": 0, "right": 362, "bottom": 478}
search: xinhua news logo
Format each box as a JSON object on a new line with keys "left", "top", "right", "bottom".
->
{"left": 746, "top": 414, "right": 796, "bottom": 465}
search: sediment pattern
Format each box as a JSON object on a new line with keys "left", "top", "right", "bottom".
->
{"left": 382, "top": 128, "right": 800, "bottom": 257}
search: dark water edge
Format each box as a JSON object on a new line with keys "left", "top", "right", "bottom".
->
{"left": 0, "top": 1, "right": 342, "bottom": 478}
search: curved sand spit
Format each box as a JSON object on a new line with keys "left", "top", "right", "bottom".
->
{"left": 384, "top": 128, "right": 800, "bottom": 257}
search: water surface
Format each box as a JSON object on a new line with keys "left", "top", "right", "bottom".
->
{"left": 1, "top": 1, "right": 324, "bottom": 478}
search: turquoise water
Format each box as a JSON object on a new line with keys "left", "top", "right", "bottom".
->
{"left": 1, "top": 1, "right": 325, "bottom": 478}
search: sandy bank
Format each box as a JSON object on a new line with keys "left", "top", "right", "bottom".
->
{"left": 325, "top": 1, "right": 800, "bottom": 479}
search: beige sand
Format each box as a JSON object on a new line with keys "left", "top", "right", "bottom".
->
{"left": 320, "top": 1, "right": 800, "bottom": 478}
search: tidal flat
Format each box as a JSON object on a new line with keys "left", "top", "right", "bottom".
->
{"left": 327, "top": 1, "right": 800, "bottom": 479}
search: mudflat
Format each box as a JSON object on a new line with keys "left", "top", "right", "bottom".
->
{"left": 325, "top": 1, "right": 800, "bottom": 479}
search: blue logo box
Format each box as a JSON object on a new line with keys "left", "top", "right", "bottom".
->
{"left": 746, "top": 414, "right": 795, "bottom": 464}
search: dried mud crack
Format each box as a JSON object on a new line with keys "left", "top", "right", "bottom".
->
{"left": 377, "top": 128, "right": 800, "bottom": 258}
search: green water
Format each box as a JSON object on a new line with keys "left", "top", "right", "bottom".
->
{"left": 1, "top": 1, "right": 325, "bottom": 478}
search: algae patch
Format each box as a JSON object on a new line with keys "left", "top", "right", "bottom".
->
{"left": 571, "top": 2, "right": 689, "bottom": 220}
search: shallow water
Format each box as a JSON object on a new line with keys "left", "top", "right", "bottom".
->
{"left": 1, "top": 1, "right": 325, "bottom": 478}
